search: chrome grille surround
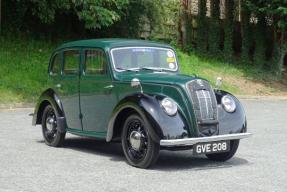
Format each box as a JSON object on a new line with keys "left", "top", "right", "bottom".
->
{"left": 186, "top": 80, "right": 218, "bottom": 136}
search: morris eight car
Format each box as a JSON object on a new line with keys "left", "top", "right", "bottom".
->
{"left": 33, "top": 39, "right": 251, "bottom": 168}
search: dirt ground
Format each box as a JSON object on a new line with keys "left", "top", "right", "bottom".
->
{"left": 225, "top": 75, "right": 287, "bottom": 96}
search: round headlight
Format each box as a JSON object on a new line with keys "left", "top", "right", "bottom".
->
{"left": 161, "top": 98, "right": 178, "bottom": 116}
{"left": 221, "top": 95, "right": 236, "bottom": 113}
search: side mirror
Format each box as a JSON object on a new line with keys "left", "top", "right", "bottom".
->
{"left": 131, "top": 78, "right": 143, "bottom": 93}
{"left": 215, "top": 77, "right": 222, "bottom": 89}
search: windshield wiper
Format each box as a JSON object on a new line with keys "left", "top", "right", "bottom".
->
{"left": 116, "top": 67, "right": 139, "bottom": 72}
{"left": 117, "top": 67, "right": 169, "bottom": 72}
{"left": 140, "top": 67, "right": 165, "bottom": 72}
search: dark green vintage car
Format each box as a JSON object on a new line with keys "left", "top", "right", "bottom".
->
{"left": 33, "top": 39, "right": 251, "bottom": 168}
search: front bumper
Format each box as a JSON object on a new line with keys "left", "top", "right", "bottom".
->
{"left": 160, "top": 132, "right": 252, "bottom": 147}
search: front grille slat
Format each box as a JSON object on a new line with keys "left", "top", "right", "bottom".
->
{"left": 196, "top": 90, "right": 214, "bottom": 120}
{"left": 187, "top": 80, "right": 218, "bottom": 136}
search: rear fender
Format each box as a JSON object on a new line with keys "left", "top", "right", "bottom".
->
{"left": 32, "top": 88, "right": 66, "bottom": 133}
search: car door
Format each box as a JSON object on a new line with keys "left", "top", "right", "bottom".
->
{"left": 80, "top": 48, "right": 117, "bottom": 135}
{"left": 55, "top": 49, "right": 82, "bottom": 130}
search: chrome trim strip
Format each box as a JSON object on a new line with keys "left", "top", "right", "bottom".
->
{"left": 160, "top": 133, "right": 252, "bottom": 147}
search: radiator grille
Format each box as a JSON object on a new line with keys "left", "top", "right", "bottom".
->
{"left": 187, "top": 80, "right": 218, "bottom": 136}
{"left": 195, "top": 90, "right": 214, "bottom": 120}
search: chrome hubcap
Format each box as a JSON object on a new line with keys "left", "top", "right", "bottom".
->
{"left": 46, "top": 117, "right": 56, "bottom": 131}
{"left": 45, "top": 110, "right": 57, "bottom": 134}
{"left": 125, "top": 117, "right": 148, "bottom": 161}
{"left": 129, "top": 131, "right": 142, "bottom": 151}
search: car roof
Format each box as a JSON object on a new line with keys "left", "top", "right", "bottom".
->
{"left": 55, "top": 39, "right": 173, "bottom": 51}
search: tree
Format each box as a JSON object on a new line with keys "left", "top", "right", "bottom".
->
{"left": 208, "top": 0, "right": 221, "bottom": 55}
{"left": 106, "top": 0, "right": 164, "bottom": 38}
{"left": 0, "top": 0, "right": 1, "bottom": 33}
{"left": 245, "top": 0, "right": 287, "bottom": 71}
{"left": 72, "top": 0, "right": 129, "bottom": 29}
{"left": 254, "top": 13, "right": 267, "bottom": 67}
{"left": 241, "top": 1, "right": 253, "bottom": 63}
{"left": 196, "top": 0, "right": 208, "bottom": 53}
{"left": 5, "top": 0, "right": 129, "bottom": 30}
{"left": 223, "top": 0, "right": 235, "bottom": 62}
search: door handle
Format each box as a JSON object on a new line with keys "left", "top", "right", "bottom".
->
{"left": 56, "top": 84, "right": 62, "bottom": 88}
{"left": 104, "top": 85, "right": 114, "bottom": 89}
{"left": 104, "top": 85, "right": 113, "bottom": 95}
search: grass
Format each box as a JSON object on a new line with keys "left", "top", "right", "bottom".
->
{"left": 178, "top": 51, "right": 239, "bottom": 93}
{"left": 0, "top": 35, "right": 286, "bottom": 104}
{"left": 177, "top": 50, "right": 287, "bottom": 96}
{"left": 0, "top": 35, "right": 58, "bottom": 103}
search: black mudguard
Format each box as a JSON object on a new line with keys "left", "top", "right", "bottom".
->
{"left": 32, "top": 88, "right": 67, "bottom": 133}
{"left": 215, "top": 90, "right": 247, "bottom": 134}
{"left": 106, "top": 93, "right": 189, "bottom": 143}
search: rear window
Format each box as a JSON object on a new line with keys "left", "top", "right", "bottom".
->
{"left": 50, "top": 54, "right": 61, "bottom": 75}
{"left": 63, "top": 50, "right": 80, "bottom": 75}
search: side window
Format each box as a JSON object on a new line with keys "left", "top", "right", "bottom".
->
{"left": 85, "top": 49, "right": 107, "bottom": 75}
{"left": 50, "top": 53, "right": 61, "bottom": 75}
{"left": 63, "top": 50, "right": 80, "bottom": 75}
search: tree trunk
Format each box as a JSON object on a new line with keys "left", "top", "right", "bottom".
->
{"left": 0, "top": 0, "right": 2, "bottom": 34}
{"left": 241, "top": 3, "right": 252, "bottom": 63}
{"left": 223, "top": 0, "right": 235, "bottom": 62}
{"left": 208, "top": 0, "right": 220, "bottom": 55}
{"left": 197, "top": 0, "right": 208, "bottom": 53}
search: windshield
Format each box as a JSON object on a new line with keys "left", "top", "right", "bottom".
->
{"left": 111, "top": 47, "right": 178, "bottom": 72}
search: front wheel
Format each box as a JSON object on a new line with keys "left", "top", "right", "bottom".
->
{"left": 206, "top": 140, "right": 239, "bottom": 161}
{"left": 121, "top": 113, "right": 159, "bottom": 169}
{"left": 41, "top": 105, "right": 66, "bottom": 147}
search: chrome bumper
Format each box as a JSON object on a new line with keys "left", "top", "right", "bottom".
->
{"left": 160, "top": 132, "right": 252, "bottom": 147}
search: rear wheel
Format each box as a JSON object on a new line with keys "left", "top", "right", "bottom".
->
{"left": 121, "top": 113, "right": 159, "bottom": 168}
{"left": 206, "top": 140, "right": 239, "bottom": 161}
{"left": 41, "top": 105, "right": 65, "bottom": 147}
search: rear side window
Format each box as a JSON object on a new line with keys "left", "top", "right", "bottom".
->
{"left": 84, "top": 49, "right": 107, "bottom": 75}
{"left": 63, "top": 50, "right": 80, "bottom": 75}
{"left": 50, "top": 54, "right": 61, "bottom": 75}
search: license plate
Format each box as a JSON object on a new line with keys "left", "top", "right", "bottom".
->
{"left": 193, "top": 140, "right": 230, "bottom": 155}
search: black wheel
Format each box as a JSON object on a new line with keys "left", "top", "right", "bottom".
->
{"left": 121, "top": 113, "right": 159, "bottom": 168}
{"left": 206, "top": 140, "right": 240, "bottom": 161}
{"left": 41, "top": 105, "right": 66, "bottom": 147}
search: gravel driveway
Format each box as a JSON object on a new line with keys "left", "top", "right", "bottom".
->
{"left": 0, "top": 99, "right": 286, "bottom": 192}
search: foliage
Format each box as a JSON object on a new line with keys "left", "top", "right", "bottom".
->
{"left": 73, "top": 0, "right": 129, "bottom": 29}
{"left": 208, "top": 0, "right": 221, "bottom": 55}
{"left": 190, "top": 0, "right": 286, "bottom": 73}
{"left": 0, "top": 34, "right": 58, "bottom": 103}
{"left": 241, "top": 3, "right": 253, "bottom": 63}
{"left": 4, "top": 0, "right": 129, "bottom": 30}
{"left": 244, "top": 0, "right": 287, "bottom": 71}
{"left": 2, "top": 34, "right": 286, "bottom": 103}
{"left": 245, "top": 0, "right": 287, "bottom": 31}
{"left": 150, "top": 0, "right": 180, "bottom": 42}
{"left": 223, "top": 0, "right": 235, "bottom": 62}
{"left": 112, "top": 0, "right": 163, "bottom": 38}
{"left": 3, "top": 0, "right": 166, "bottom": 39}
{"left": 253, "top": 13, "right": 267, "bottom": 68}
{"left": 196, "top": 0, "right": 208, "bottom": 53}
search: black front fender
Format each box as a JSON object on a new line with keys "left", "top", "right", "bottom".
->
{"left": 215, "top": 90, "right": 247, "bottom": 134}
{"left": 106, "top": 93, "right": 189, "bottom": 143}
